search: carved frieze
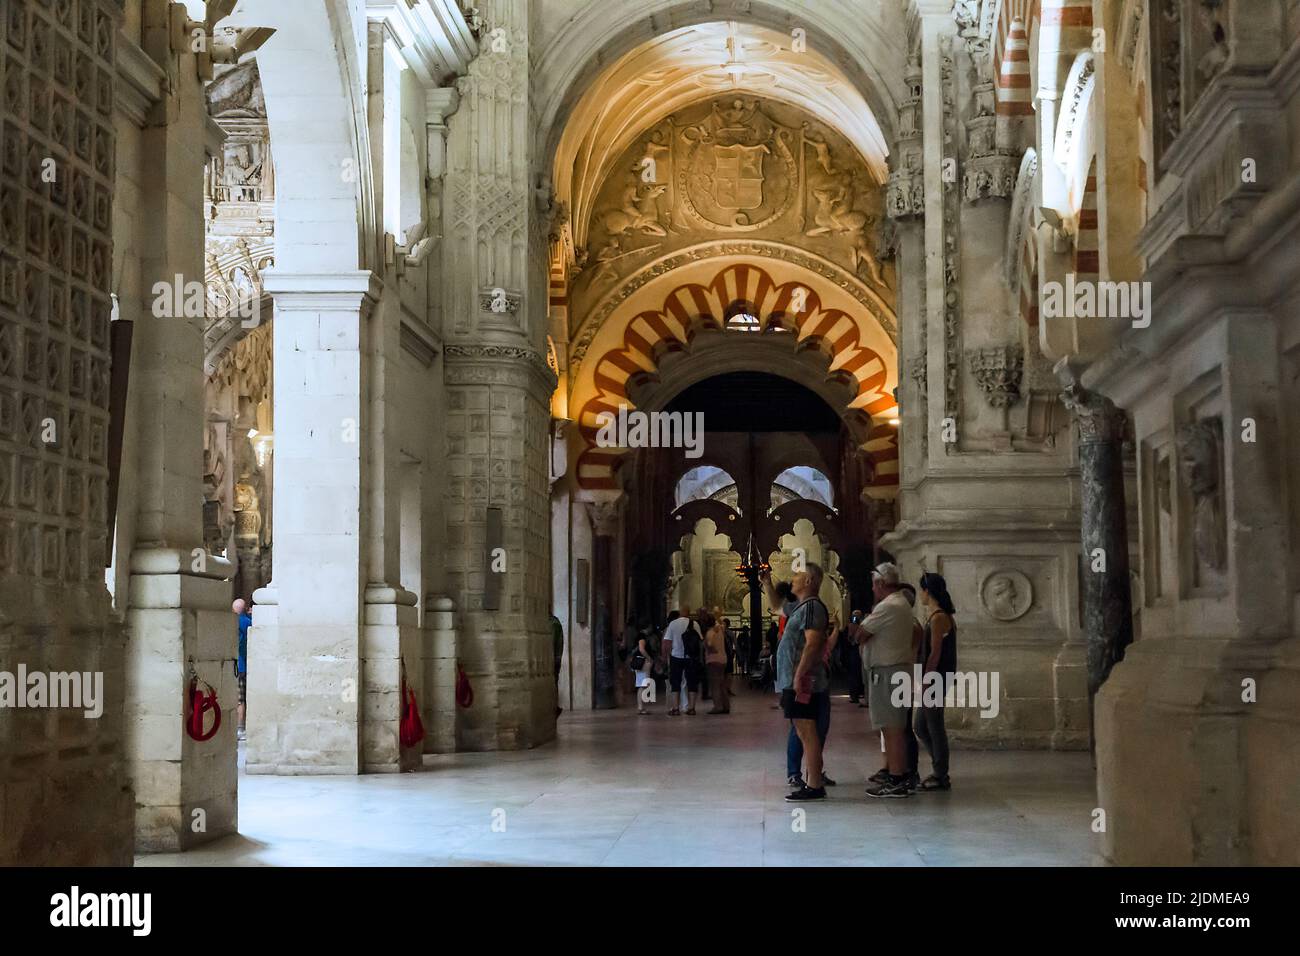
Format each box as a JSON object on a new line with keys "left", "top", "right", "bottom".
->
{"left": 887, "top": 55, "right": 926, "bottom": 221}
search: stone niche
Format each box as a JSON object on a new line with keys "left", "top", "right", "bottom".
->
{"left": 573, "top": 95, "right": 893, "bottom": 303}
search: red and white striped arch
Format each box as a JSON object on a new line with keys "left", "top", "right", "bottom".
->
{"left": 569, "top": 259, "right": 898, "bottom": 494}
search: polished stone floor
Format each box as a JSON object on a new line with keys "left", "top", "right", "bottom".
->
{"left": 138, "top": 686, "right": 1103, "bottom": 866}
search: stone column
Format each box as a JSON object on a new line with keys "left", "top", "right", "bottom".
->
{"left": 438, "top": 0, "right": 558, "bottom": 748}
{"left": 588, "top": 498, "right": 621, "bottom": 709}
{"left": 443, "top": 346, "right": 557, "bottom": 749}
{"left": 248, "top": 271, "right": 382, "bottom": 774}
{"left": 1056, "top": 360, "right": 1132, "bottom": 696}
{"left": 122, "top": 8, "right": 238, "bottom": 852}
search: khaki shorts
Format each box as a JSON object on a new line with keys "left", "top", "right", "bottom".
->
{"left": 867, "top": 664, "right": 911, "bottom": 730}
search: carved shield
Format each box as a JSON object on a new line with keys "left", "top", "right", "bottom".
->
{"left": 712, "top": 144, "right": 769, "bottom": 210}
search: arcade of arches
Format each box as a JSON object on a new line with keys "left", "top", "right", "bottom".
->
{"left": 1, "top": 0, "right": 1298, "bottom": 867}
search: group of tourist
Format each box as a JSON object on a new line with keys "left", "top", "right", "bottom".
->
{"left": 769, "top": 559, "right": 957, "bottom": 801}
{"left": 630, "top": 559, "right": 957, "bottom": 804}
{"left": 630, "top": 606, "right": 738, "bottom": 716}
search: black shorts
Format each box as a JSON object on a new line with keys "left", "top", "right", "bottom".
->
{"left": 781, "top": 688, "right": 827, "bottom": 721}
{"left": 669, "top": 657, "right": 699, "bottom": 692}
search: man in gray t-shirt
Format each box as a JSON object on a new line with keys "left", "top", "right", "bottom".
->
{"left": 769, "top": 563, "right": 830, "bottom": 801}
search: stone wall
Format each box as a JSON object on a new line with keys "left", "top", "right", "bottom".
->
{"left": 0, "top": 0, "right": 134, "bottom": 865}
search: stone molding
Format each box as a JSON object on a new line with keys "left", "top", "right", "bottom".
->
{"left": 260, "top": 270, "right": 383, "bottom": 312}
{"left": 443, "top": 344, "right": 559, "bottom": 393}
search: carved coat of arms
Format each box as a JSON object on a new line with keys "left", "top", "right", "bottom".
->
{"left": 677, "top": 99, "right": 797, "bottom": 230}
{"left": 712, "top": 143, "right": 769, "bottom": 210}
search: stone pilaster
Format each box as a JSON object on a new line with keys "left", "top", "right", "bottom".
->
{"left": 588, "top": 497, "right": 622, "bottom": 710}
{"left": 247, "top": 271, "right": 382, "bottom": 774}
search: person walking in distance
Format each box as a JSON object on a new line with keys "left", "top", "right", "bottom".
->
{"left": 777, "top": 563, "right": 832, "bottom": 801}
{"left": 916, "top": 572, "right": 957, "bottom": 791}
{"left": 232, "top": 598, "right": 252, "bottom": 739}
{"left": 705, "top": 612, "right": 730, "bottom": 714}
{"left": 551, "top": 614, "right": 565, "bottom": 717}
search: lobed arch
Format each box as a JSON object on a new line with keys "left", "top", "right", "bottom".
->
{"left": 569, "top": 257, "right": 898, "bottom": 493}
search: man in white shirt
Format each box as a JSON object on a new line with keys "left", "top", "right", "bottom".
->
{"left": 661, "top": 606, "right": 698, "bottom": 716}
{"left": 856, "top": 563, "right": 919, "bottom": 798}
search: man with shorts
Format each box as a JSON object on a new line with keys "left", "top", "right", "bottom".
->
{"left": 858, "top": 563, "right": 918, "bottom": 798}
{"left": 661, "top": 606, "right": 698, "bottom": 716}
{"left": 776, "top": 563, "right": 830, "bottom": 801}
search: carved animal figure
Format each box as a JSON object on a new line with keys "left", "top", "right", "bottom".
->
{"left": 601, "top": 181, "right": 668, "bottom": 238}
{"left": 807, "top": 182, "right": 887, "bottom": 288}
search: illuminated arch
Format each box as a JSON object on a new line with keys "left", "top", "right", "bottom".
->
{"left": 570, "top": 257, "right": 898, "bottom": 492}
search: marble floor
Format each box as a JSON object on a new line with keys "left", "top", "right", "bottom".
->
{"left": 138, "top": 686, "right": 1103, "bottom": 866}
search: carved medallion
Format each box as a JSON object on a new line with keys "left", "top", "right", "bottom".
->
{"left": 980, "top": 569, "right": 1033, "bottom": 621}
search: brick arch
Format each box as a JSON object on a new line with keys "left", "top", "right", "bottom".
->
{"left": 573, "top": 261, "right": 897, "bottom": 492}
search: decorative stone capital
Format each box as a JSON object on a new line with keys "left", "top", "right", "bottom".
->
{"left": 585, "top": 495, "right": 623, "bottom": 537}
{"left": 968, "top": 344, "right": 1024, "bottom": 407}
{"left": 1055, "top": 357, "right": 1127, "bottom": 445}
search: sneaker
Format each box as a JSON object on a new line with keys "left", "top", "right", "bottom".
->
{"left": 865, "top": 776, "right": 912, "bottom": 799}
{"left": 785, "top": 785, "right": 827, "bottom": 802}
{"left": 821, "top": 774, "right": 837, "bottom": 787}
{"left": 787, "top": 774, "right": 806, "bottom": 788}
{"left": 919, "top": 775, "right": 952, "bottom": 791}
{"left": 868, "top": 767, "right": 890, "bottom": 785}
{"left": 905, "top": 772, "right": 921, "bottom": 791}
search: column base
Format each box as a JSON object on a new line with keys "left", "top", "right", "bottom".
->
{"left": 125, "top": 548, "right": 237, "bottom": 853}
{"left": 1096, "top": 632, "right": 1300, "bottom": 865}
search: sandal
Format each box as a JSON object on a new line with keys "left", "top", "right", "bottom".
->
{"left": 919, "top": 775, "right": 951, "bottom": 791}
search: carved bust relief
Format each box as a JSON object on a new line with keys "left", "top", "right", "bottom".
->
{"left": 981, "top": 569, "right": 1033, "bottom": 621}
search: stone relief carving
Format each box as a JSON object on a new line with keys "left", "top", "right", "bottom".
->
{"left": 1177, "top": 418, "right": 1227, "bottom": 575}
{"left": 1195, "top": 1, "right": 1230, "bottom": 82}
{"left": 581, "top": 96, "right": 890, "bottom": 293}
{"left": 940, "top": 40, "right": 963, "bottom": 435}
{"left": 887, "top": 56, "right": 926, "bottom": 221}
{"left": 909, "top": 355, "right": 928, "bottom": 393}
{"left": 967, "top": 345, "right": 1024, "bottom": 408}
{"left": 1154, "top": 0, "right": 1184, "bottom": 160}
{"left": 981, "top": 569, "right": 1033, "bottom": 621}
